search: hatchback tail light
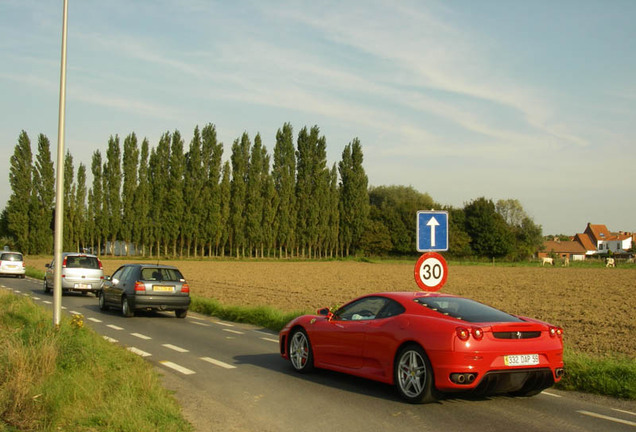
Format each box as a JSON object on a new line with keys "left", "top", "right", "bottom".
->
{"left": 98, "top": 259, "right": 103, "bottom": 270}
{"left": 181, "top": 283, "right": 190, "bottom": 294}
{"left": 62, "top": 256, "right": 67, "bottom": 268}
{"left": 549, "top": 326, "right": 563, "bottom": 338}
{"left": 134, "top": 281, "right": 146, "bottom": 292}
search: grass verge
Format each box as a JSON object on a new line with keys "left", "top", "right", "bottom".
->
{"left": 191, "top": 295, "right": 635, "bottom": 400}
{"left": 0, "top": 289, "right": 192, "bottom": 432}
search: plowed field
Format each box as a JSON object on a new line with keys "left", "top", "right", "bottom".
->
{"left": 29, "top": 258, "right": 635, "bottom": 357}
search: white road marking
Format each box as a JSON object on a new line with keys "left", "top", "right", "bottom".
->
{"left": 107, "top": 324, "right": 124, "bottom": 330}
{"left": 261, "top": 337, "right": 279, "bottom": 343}
{"left": 61, "top": 306, "right": 67, "bottom": 310}
{"left": 191, "top": 321, "right": 210, "bottom": 327}
{"left": 160, "top": 361, "right": 195, "bottom": 375}
{"left": 87, "top": 317, "right": 102, "bottom": 323}
{"left": 214, "top": 321, "right": 234, "bottom": 327}
{"left": 162, "top": 344, "right": 189, "bottom": 353}
{"left": 103, "top": 336, "right": 118, "bottom": 343}
{"left": 127, "top": 347, "right": 152, "bottom": 357}
{"left": 188, "top": 315, "right": 205, "bottom": 320}
{"left": 577, "top": 410, "right": 636, "bottom": 427}
{"left": 14, "top": 290, "right": 20, "bottom": 293}
{"left": 223, "top": 329, "right": 244, "bottom": 335}
{"left": 613, "top": 408, "right": 636, "bottom": 417}
{"left": 200, "top": 357, "right": 236, "bottom": 369}
{"left": 32, "top": 297, "right": 40, "bottom": 300}
{"left": 43, "top": 301, "right": 52, "bottom": 304}
{"left": 541, "top": 391, "right": 561, "bottom": 398}
{"left": 131, "top": 333, "right": 152, "bottom": 340}
{"left": 70, "top": 310, "right": 82, "bottom": 315}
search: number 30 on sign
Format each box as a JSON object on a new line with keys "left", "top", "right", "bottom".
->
{"left": 414, "top": 252, "right": 448, "bottom": 292}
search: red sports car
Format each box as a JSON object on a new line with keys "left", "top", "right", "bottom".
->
{"left": 279, "top": 291, "right": 564, "bottom": 403}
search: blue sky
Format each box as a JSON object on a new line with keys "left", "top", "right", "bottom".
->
{"left": 1, "top": 0, "right": 634, "bottom": 235}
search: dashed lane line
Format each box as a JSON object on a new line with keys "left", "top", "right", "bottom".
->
{"left": 261, "top": 337, "right": 279, "bottom": 343}
{"left": 160, "top": 361, "right": 196, "bottom": 375}
{"left": 70, "top": 310, "right": 82, "bottom": 315}
{"left": 87, "top": 317, "right": 102, "bottom": 323}
{"left": 191, "top": 321, "right": 211, "bottom": 327}
{"left": 163, "top": 344, "right": 189, "bottom": 353}
{"left": 43, "top": 300, "right": 52, "bottom": 304}
{"left": 223, "top": 329, "right": 245, "bottom": 335}
{"left": 541, "top": 391, "right": 562, "bottom": 398}
{"left": 200, "top": 357, "right": 236, "bottom": 369}
{"left": 213, "top": 321, "right": 234, "bottom": 327}
{"left": 577, "top": 410, "right": 636, "bottom": 427}
{"left": 132, "top": 333, "right": 152, "bottom": 340}
{"left": 613, "top": 408, "right": 636, "bottom": 417}
{"left": 107, "top": 324, "right": 124, "bottom": 331}
{"left": 128, "top": 347, "right": 152, "bottom": 357}
{"left": 103, "top": 336, "right": 118, "bottom": 343}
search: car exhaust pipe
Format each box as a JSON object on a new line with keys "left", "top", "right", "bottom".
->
{"left": 466, "top": 373, "right": 476, "bottom": 383}
{"left": 450, "top": 373, "right": 478, "bottom": 385}
{"left": 555, "top": 368, "right": 564, "bottom": 378}
{"left": 457, "top": 374, "right": 466, "bottom": 384}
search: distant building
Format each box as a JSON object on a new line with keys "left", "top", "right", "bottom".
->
{"left": 540, "top": 223, "right": 634, "bottom": 260}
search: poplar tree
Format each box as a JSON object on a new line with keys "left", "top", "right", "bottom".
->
{"left": 103, "top": 136, "right": 122, "bottom": 255}
{"left": 326, "top": 164, "right": 340, "bottom": 257}
{"left": 90, "top": 151, "right": 105, "bottom": 254}
{"left": 273, "top": 123, "right": 296, "bottom": 258}
{"left": 166, "top": 130, "right": 185, "bottom": 257}
{"left": 183, "top": 126, "right": 203, "bottom": 257}
{"left": 121, "top": 133, "right": 139, "bottom": 255}
{"left": 262, "top": 151, "right": 278, "bottom": 257}
{"left": 31, "top": 134, "right": 55, "bottom": 254}
{"left": 217, "top": 161, "right": 231, "bottom": 256}
{"left": 7, "top": 131, "right": 33, "bottom": 253}
{"left": 246, "top": 134, "right": 265, "bottom": 257}
{"left": 200, "top": 124, "right": 223, "bottom": 256}
{"left": 229, "top": 133, "right": 250, "bottom": 258}
{"left": 133, "top": 139, "right": 150, "bottom": 255}
{"left": 150, "top": 132, "right": 171, "bottom": 255}
{"left": 63, "top": 151, "right": 75, "bottom": 251}
{"left": 338, "top": 138, "right": 369, "bottom": 256}
{"left": 74, "top": 163, "right": 87, "bottom": 251}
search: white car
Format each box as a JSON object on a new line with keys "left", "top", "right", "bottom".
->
{"left": 44, "top": 253, "right": 104, "bottom": 295}
{"left": 0, "top": 251, "right": 26, "bottom": 278}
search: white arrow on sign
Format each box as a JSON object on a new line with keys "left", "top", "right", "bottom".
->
{"left": 427, "top": 216, "right": 440, "bottom": 247}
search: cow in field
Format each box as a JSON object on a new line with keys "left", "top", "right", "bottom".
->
{"left": 606, "top": 257, "right": 615, "bottom": 268}
{"left": 541, "top": 257, "right": 554, "bottom": 266}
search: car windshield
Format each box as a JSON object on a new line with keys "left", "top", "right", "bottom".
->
{"left": 0, "top": 253, "right": 23, "bottom": 261}
{"left": 140, "top": 268, "right": 184, "bottom": 282}
{"left": 414, "top": 297, "right": 523, "bottom": 323}
{"left": 65, "top": 255, "right": 99, "bottom": 269}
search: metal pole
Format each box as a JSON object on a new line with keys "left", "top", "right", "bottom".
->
{"left": 53, "top": 0, "right": 69, "bottom": 327}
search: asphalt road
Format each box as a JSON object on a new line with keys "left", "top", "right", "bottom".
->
{"left": 2, "top": 276, "right": 635, "bottom": 432}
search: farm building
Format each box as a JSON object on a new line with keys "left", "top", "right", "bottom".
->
{"left": 540, "top": 223, "right": 635, "bottom": 261}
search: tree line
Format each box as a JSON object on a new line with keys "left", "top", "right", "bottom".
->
{"left": 1, "top": 123, "right": 543, "bottom": 260}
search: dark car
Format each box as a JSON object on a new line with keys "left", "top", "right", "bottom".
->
{"left": 99, "top": 264, "right": 190, "bottom": 318}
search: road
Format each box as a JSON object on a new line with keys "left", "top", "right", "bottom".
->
{"left": 2, "top": 276, "right": 635, "bottom": 432}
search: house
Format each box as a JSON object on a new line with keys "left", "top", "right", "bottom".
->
{"left": 540, "top": 223, "right": 634, "bottom": 260}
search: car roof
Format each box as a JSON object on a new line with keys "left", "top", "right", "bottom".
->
{"left": 61, "top": 252, "right": 99, "bottom": 258}
{"left": 122, "top": 263, "right": 179, "bottom": 270}
{"left": 366, "top": 292, "right": 460, "bottom": 301}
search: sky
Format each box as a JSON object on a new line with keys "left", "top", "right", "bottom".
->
{"left": 1, "top": 0, "right": 634, "bottom": 236}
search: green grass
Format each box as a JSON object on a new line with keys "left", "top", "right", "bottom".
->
{"left": 0, "top": 290, "right": 192, "bottom": 432}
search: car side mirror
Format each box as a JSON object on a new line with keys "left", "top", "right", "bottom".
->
{"left": 44, "top": 264, "right": 50, "bottom": 268}
{"left": 317, "top": 307, "right": 330, "bottom": 316}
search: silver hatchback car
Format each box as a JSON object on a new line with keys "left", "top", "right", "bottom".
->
{"left": 44, "top": 253, "right": 104, "bottom": 295}
{"left": 0, "top": 251, "right": 26, "bottom": 278}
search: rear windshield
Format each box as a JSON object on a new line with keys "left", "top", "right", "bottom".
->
{"left": 1, "top": 253, "right": 23, "bottom": 261}
{"left": 140, "top": 268, "right": 184, "bottom": 282}
{"left": 65, "top": 255, "right": 100, "bottom": 269}
{"left": 414, "top": 297, "right": 523, "bottom": 323}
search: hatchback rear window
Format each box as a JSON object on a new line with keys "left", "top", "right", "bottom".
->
{"left": 140, "top": 268, "right": 184, "bottom": 282}
{"left": 415, "top": 297, "right": 523, "bottom": 323}
{"left": 1, "top": 253, "right": 23, "bottom": 261}
{"left": 65, "top": 256, "right": 100, "bottom": 269}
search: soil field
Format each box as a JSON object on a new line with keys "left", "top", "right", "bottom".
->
{"left": 28, "top": 257, "right": 635, "bottom": 358}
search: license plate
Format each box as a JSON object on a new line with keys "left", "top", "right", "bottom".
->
{"left": 153, "top": 285, "right": 173, "bottom": 292}
{"left": 7, "top": 265, "right": 17, "bottom": 269}
{"left": 504, "top": 354, "right": 539, "bottom": 366}
{"left": 75, "top": 283, "right": 90, "bottom": 289}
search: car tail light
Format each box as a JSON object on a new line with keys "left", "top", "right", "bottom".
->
{"left": 549, "top": 326, "right": 563, "bottom": 338}
{"left": 181, "top": 283, "right": 190, "bottom": 293}
{"left": 98, "top": 259, "right": 103, "bottom": 270}
{"left": 456, "top": 327, "right": 470, "bottom": 341}
{"left": 134, "top": 281, "right": 146, "bottom": 292}
{"left": 62, "top": 256, "right": 67, "bottom": 268}
{"left": 472, "top": 327, "right": 484, "bottom": 340}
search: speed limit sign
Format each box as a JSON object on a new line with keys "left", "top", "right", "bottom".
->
{"left": 414, "top": 252, "right": 448, "bottom": 291}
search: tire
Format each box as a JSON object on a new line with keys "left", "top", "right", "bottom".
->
{"left": 44, "top": 280, "right": 51, "bottom": 294}
{"left": 288, "top": 328, "right": 314, "bottom": 373}
{"left": 175, "top": 309, "right": 188, "bottom": 319}
{"left": 98, "top": 291, "right": 108, "bottom": 311}
{"left": 121, "top": 296, "right": 134, "bottom": 317}
{"left": 394, "top": 344, "right": 438, "bottom": 404}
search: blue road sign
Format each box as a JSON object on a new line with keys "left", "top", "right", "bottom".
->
{"left": 417, "top": 211, "right": 449, "bottom": 252}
